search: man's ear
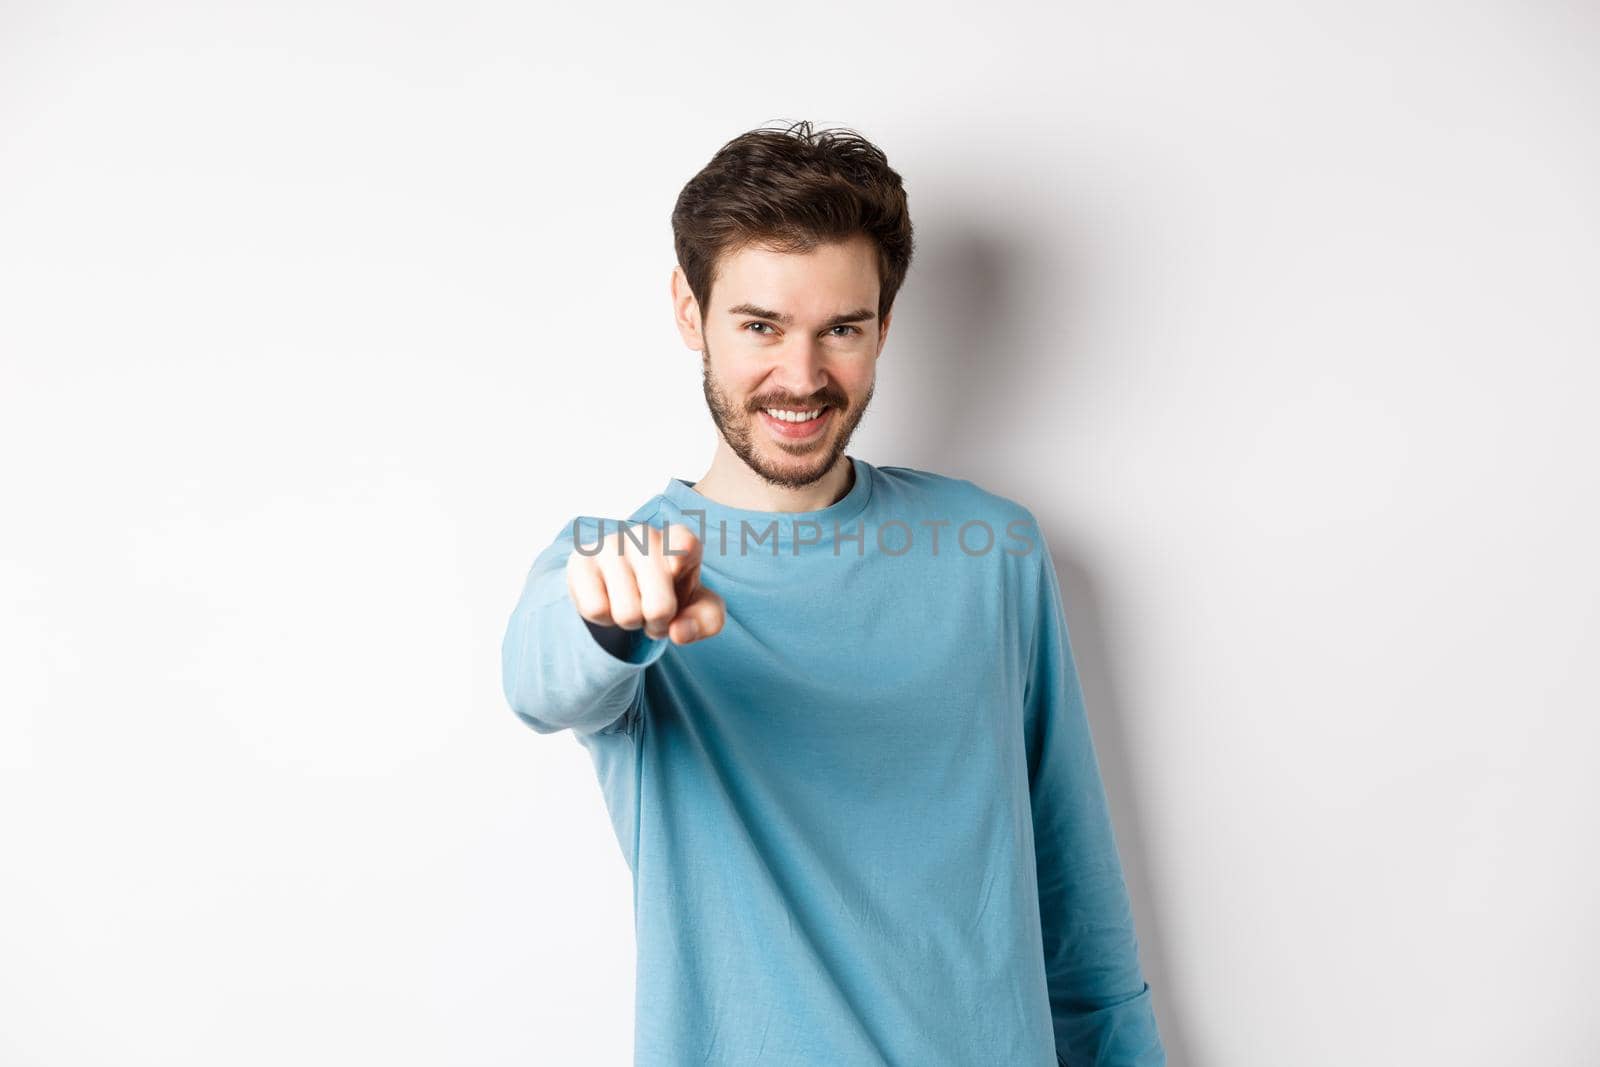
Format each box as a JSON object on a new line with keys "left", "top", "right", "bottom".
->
{"left": 876, "top": 309, "right": 892, "bottom": 357}
{"left": 670, "top": 266, "right": 705, "bottom": 351}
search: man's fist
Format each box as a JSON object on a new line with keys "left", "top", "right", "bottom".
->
{"left": 566, "top": 521, "right": 725, "bottom": 645}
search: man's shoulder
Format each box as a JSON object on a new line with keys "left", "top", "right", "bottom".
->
{"left": 870, "top": 461, "right": 1038, "bottom": 530}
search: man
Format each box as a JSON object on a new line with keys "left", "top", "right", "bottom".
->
{"left": 500, "top": 120, "right": 1166, "bottom": 1066}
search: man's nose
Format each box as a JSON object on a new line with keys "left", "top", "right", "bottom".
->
{"left": 770, "top": 338, "right": 831, "bottom": 399}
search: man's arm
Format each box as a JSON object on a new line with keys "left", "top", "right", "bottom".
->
{"left": 500, "top": 516, "right": 671, "bottom": 736}
{"left": 1024, "top": 531, "right": 1166, "bottom": 1066}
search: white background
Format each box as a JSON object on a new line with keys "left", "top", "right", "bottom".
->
{"left": 3, "top": 2, "right": 1596, "bottom": 1064}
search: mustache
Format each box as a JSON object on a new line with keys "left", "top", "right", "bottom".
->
{"left": 748, "top": 395, "right": 843, "bottom": 410}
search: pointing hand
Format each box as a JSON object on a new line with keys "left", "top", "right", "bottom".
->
{"left": 567, "top": 522, "right": 725, "bottom": 645}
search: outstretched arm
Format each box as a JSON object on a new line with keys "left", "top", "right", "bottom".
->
{"left": 500, "top": 516, "right": 670, "bottom": 737}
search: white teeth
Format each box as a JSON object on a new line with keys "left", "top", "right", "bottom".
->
{"left": 765, "top": 407, "right": 823, "bottom": 423}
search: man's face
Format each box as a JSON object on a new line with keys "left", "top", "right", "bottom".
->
{"left": 676, "top": 234, "right": 891, "bottom": 490}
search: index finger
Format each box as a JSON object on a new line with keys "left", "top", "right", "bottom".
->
{"left": 659, "top": 522, "right": 702, "bottom": 581}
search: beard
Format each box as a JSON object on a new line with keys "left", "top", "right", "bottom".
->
{"left": 700, "top": 336, "right": 874, "bottom": 491}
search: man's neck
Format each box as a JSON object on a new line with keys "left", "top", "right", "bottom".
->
{"left": 689, "top": 442, "right": 854, "bottom": 513}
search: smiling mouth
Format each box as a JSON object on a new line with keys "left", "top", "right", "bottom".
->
{"left": 758, "top": 404, "right": 833, "bottom": 440}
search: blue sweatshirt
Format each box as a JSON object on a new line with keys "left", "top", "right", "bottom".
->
{"left": 500, "top": 455, "right": 1165, "bottom": 1066}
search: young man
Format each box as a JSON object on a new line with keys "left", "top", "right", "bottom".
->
{"left": 500, "top": 121, "right": 1166, "bottom": 1066}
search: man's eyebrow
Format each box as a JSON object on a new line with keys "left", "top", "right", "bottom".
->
{"left": 725, "top": 303, "right": 877, "bottom": 328}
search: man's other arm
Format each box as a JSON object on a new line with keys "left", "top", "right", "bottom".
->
{"left": 1025, "top": 532, "right": 1166, "bottom": 1066}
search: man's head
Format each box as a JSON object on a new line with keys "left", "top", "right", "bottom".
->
{"left": 669, "top": 121, "right": 915, "bottom": 490}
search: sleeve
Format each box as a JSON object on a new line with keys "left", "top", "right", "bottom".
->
{"left": 1024, "top": 534, "right": 1166, "bottom": 1066}
{"left": 500, "top": 514, "right": 671, "bottom": 737}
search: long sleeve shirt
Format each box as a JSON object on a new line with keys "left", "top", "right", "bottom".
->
{"left": 499, "top": 454, "right": 1166, "bottom": 1066}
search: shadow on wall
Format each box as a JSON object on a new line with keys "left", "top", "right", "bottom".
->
{"left": 882, "top": 220, "right": 1029, "bottom": 474}
{"left": 881, "top": 214, "right": 1093, "bottom": 477}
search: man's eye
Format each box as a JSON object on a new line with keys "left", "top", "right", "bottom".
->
{"left": 743, "top": 322, "right": 859, "bottom": 337}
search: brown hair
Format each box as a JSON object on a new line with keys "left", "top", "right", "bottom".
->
{"left": 671, "top": 119, "right": 915, "bottom": 327}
